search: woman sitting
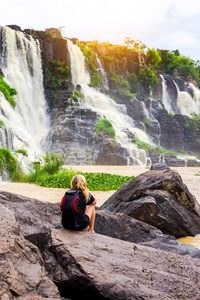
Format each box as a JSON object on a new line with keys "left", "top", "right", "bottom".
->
{"left": 60, "top": 174, "right": 96, "bottom": 232}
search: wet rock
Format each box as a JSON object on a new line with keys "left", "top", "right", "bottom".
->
{"left": 101, "top": 169, "right": 200, "bottom": 238}
{"left": 0, "top": 203, "right": 60, "bottom": 299}
{"left": 44, "top": 228, "right": 200, "bottom": 300}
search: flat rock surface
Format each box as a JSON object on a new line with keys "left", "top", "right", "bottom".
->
{"left": 45, "top": 228, "right": 200, "bottom": 300}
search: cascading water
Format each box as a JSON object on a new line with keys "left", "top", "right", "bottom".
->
{"left": 160, "top": 75, "right": 174, "bottom": 113}
{"left": 67, "top": 40, "right": 153, "bottom": 165}
{"left": 96, "top": 54, "right": 109, "bottom": 91}
{"left": 0, "top": 26, "right": 49, "bottom": 158}
{"left": 175, "top": 82, "right": 200, "bottom": 116}
{"left": 160, "top": 74, "right": 200, "bottom": 116}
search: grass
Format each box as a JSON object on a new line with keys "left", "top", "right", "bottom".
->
{"left": 13, "top": 167, "right": 135, "bottom": 191}
{"left": 0, "top": 76, "right": 17, "bottom": 108}
{"left": 96, "top": 117, "right": 115, "bottom": 139}
{"left": 11, "top": 151, "right": 134, "bottom": 191}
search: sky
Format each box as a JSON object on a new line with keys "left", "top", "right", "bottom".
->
{"left": 1, "top": 0, "right": 200, "bottom": 61}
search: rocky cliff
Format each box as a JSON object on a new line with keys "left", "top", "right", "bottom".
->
{"left": 3, "top": 26, "right": 200, "bottom": 166}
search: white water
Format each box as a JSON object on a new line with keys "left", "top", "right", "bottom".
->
{"left": 67, "top": 40, "right": 153, "bottom": 165}
{"left": 96, "top": 54, "right": 109, "bottom": 91}
{"left": 160, "top": 75, "right": 174, "bottom": 113}
{"left": 0, "top": 26, "right": 49, "bottom": 158}
{"left": 161, "top": 75, "right": 200, "bottom": 116}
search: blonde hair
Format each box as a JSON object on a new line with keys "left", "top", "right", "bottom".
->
{"left": 71, "top": 174, "right": 90, "bottom": 203}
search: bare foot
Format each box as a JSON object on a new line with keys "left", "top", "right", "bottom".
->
{"left": 84, "top": 226, "right": 90, "bottom": 232}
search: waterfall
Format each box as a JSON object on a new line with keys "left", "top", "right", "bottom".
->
{"left": 96, "top": 54, "right": 109, "bottom": 91}
{"left": 0, "top": 26, "right": 49, "bottom": 158}
{"left": 67, "top": 40, "right": 153, "bottom": 165}
{"left": 161, "top": 74, "right": 200, "bottom": 116}
{"left": 173, "top": 81, "right": 200, "bottom": 116}
{"left": 160, "top": 75, "right": 174, "bottom": 113}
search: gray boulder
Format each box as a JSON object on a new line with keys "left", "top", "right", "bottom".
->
{"left": 101, "top": 169, "right": 200, "bottom": 238}
{"left": 0, "top": 203, "right": 60, "bottom": 299}
{"left": 44, "top": 228, "right": 200, "bottom": 300}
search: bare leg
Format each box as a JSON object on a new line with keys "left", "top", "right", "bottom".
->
{"left": 85, "top": 205, "right": 96, "bottom": 232}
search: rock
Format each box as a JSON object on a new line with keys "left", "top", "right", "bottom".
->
{"left": 1, "top": 190, "right": 199, "bottom": 259}
{"left": 0, "top": 203, "right": 60, "bottom": 299}
{"left": 93, "top": 138, "right": 128, "bottom": 165}
{"left": 149, "top": 153, "right": 186, "bottom": 167}
{"left": 44, "top": 228, "right": 200, "bottom": 300}
{"left": 150, "top": 162, "right": 170, "bottom": 170}
{"left": 0, "top": 191, "right": 62, "bottom": 251}
{"left": 6, "top": 25, "right": 22, "bottom": 31}
{"left": 95, "top": 208, "right": 200, "bottom": 258}
{"left": 101, "top": 169, "right": 200, "bottom": 238}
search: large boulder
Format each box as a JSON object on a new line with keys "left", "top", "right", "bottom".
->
{"left": 0, "top": 203, "right": 60, "bottom": 299}
{"left": 44, "top": 228, "right": 200, "bottom": 300}
{"left": 0, "top": 190, "right": 200, "bottom": 258}
{"left": 101, "top": 169, "right": 200, "bottom": 238}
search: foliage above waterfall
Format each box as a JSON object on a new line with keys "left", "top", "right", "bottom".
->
{"left": 0, "top": 76, "right": 17, "bottom": 107}
{"left": 156, "top": 49, "right": 200, "bottom": 86}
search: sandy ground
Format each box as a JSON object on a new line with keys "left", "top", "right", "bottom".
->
{"left": 0, "top": 166, "right": 199, "bottom": 207}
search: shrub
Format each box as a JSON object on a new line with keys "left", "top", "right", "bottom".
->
{"left": 41, "top": 151, "right": 66, "bottom": 175}
{"left": 146, "top": 48, "right": 161, "bottom": 67}
{"left": 96, "top": 117, "right": 115, "bottom": 139}
{"left": 0, "top": 120, "right": 6, "bottom": 127}
{"left": 0, "top": 76, "right": 17, "bottom": 107}
{"left": 138, "top": 67, "right": 159, "bottom": 93}
{"left": 185, "top": 113, "right": 200, "bottom": 131}
{"left": 14, "top": 149, "right": 28, "bottom": 156}
{"left": 132, "top": 137, "right": 152, "bottom": 152}
{"left": 110, "top": 73, "right": 130, "bottom": 91}
{"left": 72, "top": 90, "right": 84, "bottom": 100}
{"left": 0, "top": 148, "right": 18, "bottom": 175}
{"left": 128, "top": 73, "right": 139, "bottom": 93}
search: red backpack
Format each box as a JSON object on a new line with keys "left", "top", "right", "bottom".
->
{"left": 60, "top": 189, "right": 81, "bottom": 213}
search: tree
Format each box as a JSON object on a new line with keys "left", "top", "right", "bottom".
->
{"left": 138, "top": 67, "right": 159, "bottom": 93}
{"left": 145, "top": 48, "right": 161, "bottom": 67}
{"left": 128, "top": 73, "right": 139, "bottom": 93}
{"left": 124, "top": 37, "right": 146, "bottom": 53}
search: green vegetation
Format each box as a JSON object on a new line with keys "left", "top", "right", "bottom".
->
{"left": 185, "top": 113, "right": 200, "bottom": 131}
{"left": 138, "top": 67, "right": 159, "bottom": 93}
{"left": 132, "top": 138, "right": 184, "bottom": 156}
{"left": 124, "top": 37, "right": 146, "bottom": 52}
{"left": 0, "top": 76, "right": 17, "bottom": 107}
{"left": 78, "top": 42, "right": 103, "bottom": 88}
{"left": 128, "top": 73, "right": 139, "bottom": 93}
{"left": 12, "top": 151, "right": 135, "bottom": 191}
{"left": 110, "top": 73, "right": 130, "bottom": 91}
{"left": 47, "top": 60, "right": 69, "bottom": 90}
{"left": 132, "top": 137, "right": 152, "bottom": 151}
{"left": 95, "top": 117, "right": 115, "bottom": 139}
{"left": 0, "top": 120, "right": 6, "bottom": 127}
{"left": 156, "top": 49, "right": 200, "bottom": 86}
{"left": 145, "top": 48, "right": 161, "bottom": 67}
{"left": 0, "top": 148, "right": 18, "bottom": 178}
{"left": 14, "top": 149, "right": 28, "bottom": 156}
{"left": 72, "top": 90, "right": 84, "bottom": 100}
